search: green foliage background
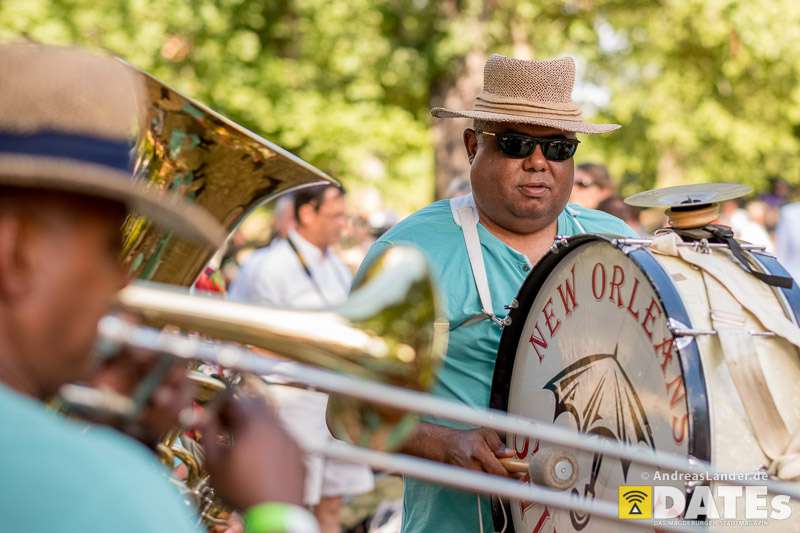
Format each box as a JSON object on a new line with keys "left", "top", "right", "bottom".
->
{"left": 3, "top": 0, "right": 800, "bottom": 211}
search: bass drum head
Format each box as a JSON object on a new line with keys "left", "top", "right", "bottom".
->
{"left": 491, "top": 236, "right": 710, "bottom": 533}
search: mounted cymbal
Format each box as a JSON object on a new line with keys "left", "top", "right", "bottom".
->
{"left": 625, "top": 183, "right": 753, "bottom": 229}
{"left": 624, "top": 183, "right": 752, "bottom": 209}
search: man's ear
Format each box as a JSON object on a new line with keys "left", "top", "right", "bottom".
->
{"left": 0, "top": 213, "right": 32, "bottom": 301}
{"left": 296, "top": 203, "right": 313, "bottom": 227}
{"left": 464, "top": 128, "right": 478, "bottom": 164}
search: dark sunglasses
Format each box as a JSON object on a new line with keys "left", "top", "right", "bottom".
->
{"left": 477, "top": 130, "right": 580, "bottom": 161}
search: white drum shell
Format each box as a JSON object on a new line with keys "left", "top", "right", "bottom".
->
{"left": 496, "top": 239, "right": 800, "bottom": 532}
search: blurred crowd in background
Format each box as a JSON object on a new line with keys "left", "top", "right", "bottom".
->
{"left": 200, "top": 166, "right": 800, "bottom": 298}
{"left": 567, "top": 165, "right": 800, "bottom": 284}
{"left": 209, "top": 187, "right": 399, "bottom": 292}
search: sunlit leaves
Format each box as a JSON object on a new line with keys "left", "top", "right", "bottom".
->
{"left": 2, "top": 0, "right": 799, "bottom": 208}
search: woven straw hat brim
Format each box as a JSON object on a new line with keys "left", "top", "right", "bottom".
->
{"left": 0, "top": 153, "right": 226, "bottom": 247}
{"left": 431, "top": 107, "right": 620, "bottom": 135}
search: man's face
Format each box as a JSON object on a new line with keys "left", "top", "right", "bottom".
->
{"left": 0, "top": 193, "right": 127, "bottom": 398}
{"left": 301, "top": 188, "right": 347, "bottom": 248}
{"left": 464, "top": 122, "right": 575, "bottom": 234}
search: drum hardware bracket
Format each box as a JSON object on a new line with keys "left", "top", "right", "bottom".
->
{"left": 550, "top": 236, "right": 570, "bottom": 252}
{"left": 670, "top": 327, "right": 776, "bottom": 338}
{"left": 694, "top": 238, "right": 712, "bottom": 254}
{"left": 611, "top": 237, "right": 767, "bottom": 252}
{"left": 667, "top": 318, "right": 702, "bottom": 350}
{"left": 612, "top": 238, "right": 652, "bottom": 248}
{"left": 504, "top": 299, "right": 519, "bottom": 311}
{"left": 492, "top": 315, "right": 513, "bottom": 328}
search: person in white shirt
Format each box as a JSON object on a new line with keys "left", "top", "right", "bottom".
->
{"left": 266, "top": 195, "right": 296, "bottom": 247}
{"left": 777, "top": 202, "right": 800, "bottom": 283}
{"left": 229, "top": 184, "right": 374, "bottom": 533}
{"left": 719, "top": 199, "right": 775, "bottom": 253}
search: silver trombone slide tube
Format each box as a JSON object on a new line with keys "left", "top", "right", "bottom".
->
{"left": 98, "top": 316, "right": 800, "bottom": 502}
{"left": 310, "top": 440, "right": 703, "bottom": 533}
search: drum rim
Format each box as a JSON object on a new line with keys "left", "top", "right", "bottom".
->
{"left": 751, "top": 252, "right": 800, "bottom": 326}
{"left": 490, "top": 234, "right": 712, "bottom": 531}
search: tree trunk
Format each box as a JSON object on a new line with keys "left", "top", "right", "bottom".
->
{"left": 430, "top": 49, "right": 485, "bottom": 199}
{"left": 657, "top": 150, "right": 685, "bottom": 188}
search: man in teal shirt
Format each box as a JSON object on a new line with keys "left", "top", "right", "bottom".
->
{"left": 354, "top": 54, "right": 636, "bottom": 532}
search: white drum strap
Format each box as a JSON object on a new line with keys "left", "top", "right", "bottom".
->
{"left": 450, "top": 194, "right": 507, "bottom": 327}
{"left": 702, "top": 274, "right": 790, "bottom": 461}
{"left": 651, "top": 232, "right": 800, "bottom": 349}
{"left": 651, "top": 232, "right": 800, "bottom": 477}
{"left": 448, "top": 196, "right": 584, "bottom": 329}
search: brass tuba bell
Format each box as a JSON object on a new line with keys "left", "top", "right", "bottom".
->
{"left": 121, "top": 66, "right": 336, "bottom": 285}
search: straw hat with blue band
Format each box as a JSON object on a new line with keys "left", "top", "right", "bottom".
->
{"left": 0, "top": 42, "right": 226, "bottom": 248}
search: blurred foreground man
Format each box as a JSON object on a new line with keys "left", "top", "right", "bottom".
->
{"left": 350, "top": 54, "right": 636, "bottom": 532}
{"left": 0, "top": 43, "right": 315, "bottom": 533}
{"left": 231, "top": 184, "right": 374, "bottom": 533}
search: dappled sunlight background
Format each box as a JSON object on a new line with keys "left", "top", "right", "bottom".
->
{"left": 2, "top": 0, "right": 798, "bottom": 212}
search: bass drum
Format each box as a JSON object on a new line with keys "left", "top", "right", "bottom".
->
{"left": 490, "top": 234, "right": 800, "bottom": 532}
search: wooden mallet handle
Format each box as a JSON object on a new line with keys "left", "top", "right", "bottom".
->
{"left": 500, "top": 458, "right": 529, "bottom": 473}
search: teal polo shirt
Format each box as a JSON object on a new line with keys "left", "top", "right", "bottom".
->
{"left": 0, "top": 383, "right": 199, "bottom": 533}
{"left": 355, "top": 200, "right": 637, "bottom": 533}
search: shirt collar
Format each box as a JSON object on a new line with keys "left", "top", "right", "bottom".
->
{"left": 288, "top": 228, "right": 325, "bottom": 264}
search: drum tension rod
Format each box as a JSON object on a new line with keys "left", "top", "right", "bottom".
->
{"left": 612, "top": 238, "right": 768, "bottom": 253}
{"left": 671, "top": 327, "right": 776, "bottom": 338}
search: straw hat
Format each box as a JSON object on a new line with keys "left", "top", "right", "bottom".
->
{"left": 0, "top": 43, "right": 225, "bottom": 246}
{"left": 431, "top": 54, "right": 619, "bottom": 134}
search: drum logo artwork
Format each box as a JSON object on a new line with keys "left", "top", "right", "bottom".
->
{"left": 505, "top": 243, "right": 689, "bottom": 533}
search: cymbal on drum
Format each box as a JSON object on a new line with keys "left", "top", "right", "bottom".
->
{"left": 624, "top": 183, "right": 752, "bottom": 209}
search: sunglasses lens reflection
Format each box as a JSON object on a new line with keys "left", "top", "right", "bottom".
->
{"left": 543, "top": 141, "right": 578, "bottom": 161}
{"left": 495, "top": 133, "right": 578, "bottom": 161}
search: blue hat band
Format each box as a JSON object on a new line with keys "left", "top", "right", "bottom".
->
{"left": 0, "top": 130, "right": 132, "bottom": 173}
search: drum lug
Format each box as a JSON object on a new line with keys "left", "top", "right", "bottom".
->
{"left": 612, "top": 238, "right": 650, "bottom": 250}
{"left": 493, "top": 315, "right": 513, "bottom": 328}
{"left": 550, "top": 236, "right": 570, "bottom": 252}
{"left": 504, "top": 299, "right": 519, "bottom": 311}
{"left": 694, "top": 238, "right": 712, "bottom": 254}
{"left": 667, "top": 318, "right": 708, "bottom": 350}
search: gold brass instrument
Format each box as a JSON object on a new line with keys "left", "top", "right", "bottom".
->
{"left": 156, "top": 374, "right": 229, "bottom": 529}
{"left": 103, "top": 65, "right": 334, "bottom": 529}
{"left": 121, "top": 66, "right": 335, "bottom": 285}
{"left": 115, "top": 245, "right": 447, "bottom": 451}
